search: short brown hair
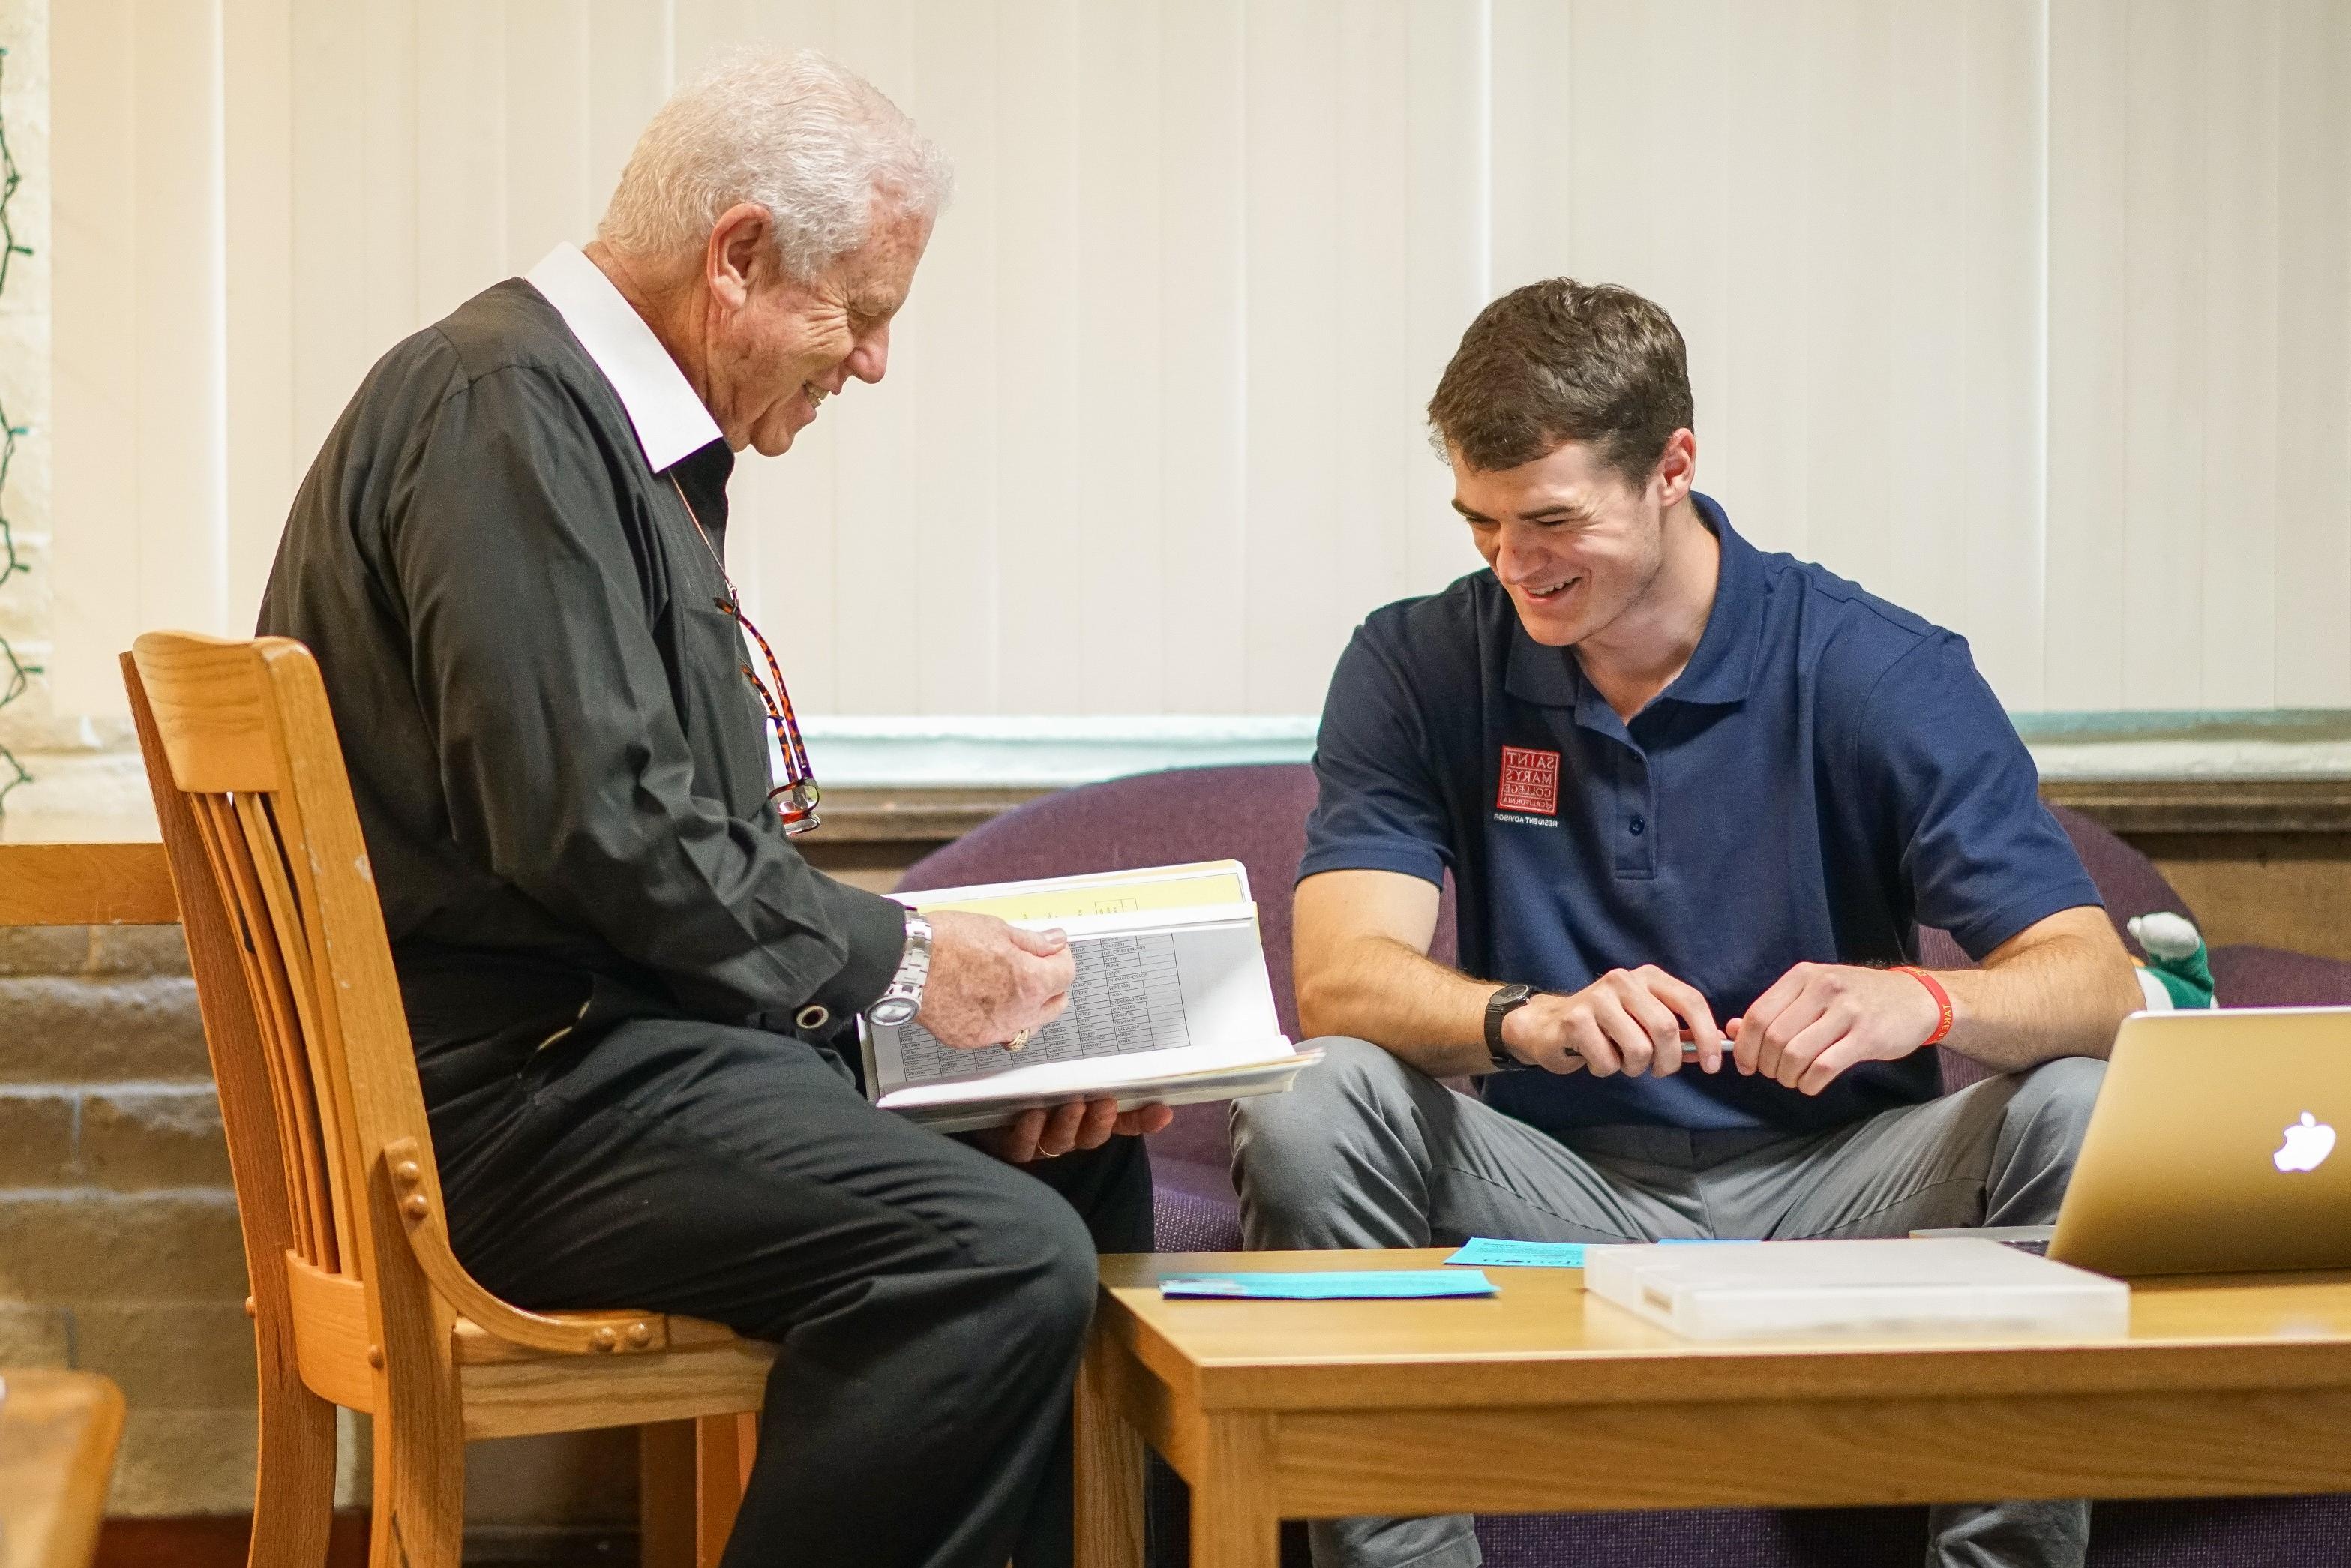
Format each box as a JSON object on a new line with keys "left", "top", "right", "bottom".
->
{"left": 1427, "top": 278, "right": 1693, "bottom": 485}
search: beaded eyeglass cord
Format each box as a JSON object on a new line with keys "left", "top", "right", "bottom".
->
{"left": 670, "top": 475, "right": 822, "bottom": 835}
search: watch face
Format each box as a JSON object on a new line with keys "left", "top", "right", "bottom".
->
{"left": 868, "top": 997, "right": 919, "bottom": 1027}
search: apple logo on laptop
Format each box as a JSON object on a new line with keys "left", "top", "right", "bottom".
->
{"left": 2274, "top": 1112, "right": 2337, "bottom": 1174}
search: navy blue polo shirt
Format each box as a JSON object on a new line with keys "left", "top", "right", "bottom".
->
{"left": 1300, "top": 493, "right": 2101, "bottom": 1136}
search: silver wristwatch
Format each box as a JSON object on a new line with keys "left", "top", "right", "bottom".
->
{"left": 865, "top": 909, "right": 934, "bottom": 1027}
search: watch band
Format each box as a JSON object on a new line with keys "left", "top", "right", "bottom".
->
{"left": 864, "top": 909, "right": 934, "bottom": 1027}
{"left": 1483, "top": 983, "right": 1537, "bottom": 1072}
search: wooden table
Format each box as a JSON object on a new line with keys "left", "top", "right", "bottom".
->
{"left": 0, "top": 844, "right": 177, "bottom": 927}
{"left": 0, "top": 1371, "right": 126, "bottom": 1568}
{"left": 1075, "top": 1249, "right": 2351, "bottom": 1567}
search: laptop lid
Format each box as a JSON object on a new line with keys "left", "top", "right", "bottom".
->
{"left": 2049, "top": 1006, "right": 2351, "bottom": 1276}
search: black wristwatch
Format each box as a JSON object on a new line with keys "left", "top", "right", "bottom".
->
{"left": 1483, "top": 983, "right": 1538, "bottom": 1073}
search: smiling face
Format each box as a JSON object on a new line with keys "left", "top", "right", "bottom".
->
{"left": 701, "top": 201, "right": 932, "bottom": 456}
{"left": 1453, "top": 434, "right": 1692, "bottom": 649}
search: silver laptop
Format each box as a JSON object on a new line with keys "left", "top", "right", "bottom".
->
{"left": 1972, "top": 1008, "right": 2351, "bottom": 1276}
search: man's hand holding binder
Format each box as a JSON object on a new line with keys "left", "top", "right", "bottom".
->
{"left": 919, "top": 910, "right": 1077, "bottom": 1046}
{"left": 984, "top": 1098, "right": 1176, "bottom": 1164}
{"left": 916, "top": 910, "right": 1172, "bottom": 1162}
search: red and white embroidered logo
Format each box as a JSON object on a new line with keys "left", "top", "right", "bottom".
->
{"left": 1496, "top": 746, "right": 1561, "bottom": 816}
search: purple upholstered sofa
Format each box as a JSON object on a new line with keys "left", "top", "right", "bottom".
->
{"left": 898, "top": 764, "right": 2351, "bottom": 1568}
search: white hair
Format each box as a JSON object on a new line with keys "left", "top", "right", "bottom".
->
{"left": 597, "top": 48, "right": 952, "bottom": 278}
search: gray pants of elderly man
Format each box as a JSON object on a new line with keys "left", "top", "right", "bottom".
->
{"left": 1231, "top": 1037, "right": 2106, "bottom": 1568}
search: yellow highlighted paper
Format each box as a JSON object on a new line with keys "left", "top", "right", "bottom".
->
{"left": 896, "top": 859, "right": 1252, "bottom": 923}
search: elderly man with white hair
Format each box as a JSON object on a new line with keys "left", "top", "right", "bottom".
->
{"left": 259, "top": 50, "right": 1164, "bottom": 1568}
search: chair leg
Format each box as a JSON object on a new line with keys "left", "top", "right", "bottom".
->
{"left": 640, "top": 1422, "right": 697, "bottom": 1568}
{"left": 247, "top": 1357, "right": 337, "bottom": 1568}
{"left": 733, "top": 1411, "right": 757, "bottom": 1489}
{"left": 368, "top": 1389, "right": 465, "bottom": 1568}
{"left": 692, "top": 1412, "right": 759, "bottom": 1568}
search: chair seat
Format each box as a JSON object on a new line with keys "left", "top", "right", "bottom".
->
{"left": 283, "top": 1255, "right": 776, "bottom": 1438}
{"left": 457, "top": 1332, "right": 776, "bottom": 1441}
{"left": 453, "top": 1310, "right": 748, "bottom": 1363}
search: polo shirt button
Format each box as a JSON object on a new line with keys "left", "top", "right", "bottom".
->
{"left": 795, "top": 1003, "right": 831, "bottom": 1031}
{"left": 1629, "top": 815, "right": 1646, "bottom": 835}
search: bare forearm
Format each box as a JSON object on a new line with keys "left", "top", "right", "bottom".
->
{"left": 1938, "top": 930, "right": 2141, "bottom": 1073}
{"left": 1297, "top": 937, "right": 1496, "bottom": 1078}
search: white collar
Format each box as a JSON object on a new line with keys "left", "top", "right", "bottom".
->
{"left": 525, "top": 243, "right": 724, "bottom": 473}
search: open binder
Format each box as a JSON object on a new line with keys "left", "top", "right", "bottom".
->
{"left": 859, "top": 861, "right": 1321, "bottom": 1133}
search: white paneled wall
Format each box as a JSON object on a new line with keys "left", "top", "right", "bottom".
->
{"left": 51, "top": 0, "right": 232, "bottom": 696}
{"left": 48, "top": 0, "right": 2351, "bottom": 721}
{"left": 2045, "top": 0, "right": 2351, "bottom": 712}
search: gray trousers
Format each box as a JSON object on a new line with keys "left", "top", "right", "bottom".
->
{"left": 1231, "top": 1037, "right": 2107, "bottom": 1568}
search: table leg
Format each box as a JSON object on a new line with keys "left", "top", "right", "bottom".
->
{"left": 1192, "top": 1413, "right": 1280, "bottom": 1568}
{"left": 1075, "top": 1335, "right": 1147, "bottom": 1568}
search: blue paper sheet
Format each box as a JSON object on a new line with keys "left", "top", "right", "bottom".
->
{"left": 1159, "top": 1270, "right": 1499, "bottom": 1300}
{"left": 1444, "top": 1237, "right": 1588, "bottom": 1268}
{"left": 1442, "top": 1237, "right": 1765, "bottom": 1268}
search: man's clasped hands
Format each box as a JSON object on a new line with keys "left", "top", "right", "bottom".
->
{"left": 1493, "top": 961, "right": 1948, "bottom": 1098}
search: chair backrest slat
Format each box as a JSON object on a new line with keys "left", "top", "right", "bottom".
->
{"left": 185, "top": 787, "right": 338, "bottom": 1271}
{"left": 228, "top": 787, "right": 365, "bottom": 1271}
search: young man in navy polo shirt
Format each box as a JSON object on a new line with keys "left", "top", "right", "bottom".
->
{"left": 1233, "top": 280, "right": 2144, "bottom": 1568}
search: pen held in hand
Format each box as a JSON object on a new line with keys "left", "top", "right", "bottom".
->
{"left": 1555, "top": 1036, "right": 1714, "bottom": 1057}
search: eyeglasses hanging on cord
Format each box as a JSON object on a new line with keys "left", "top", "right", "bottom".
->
{"left": 670, "top": 475, "right": 822, "bottom": 836}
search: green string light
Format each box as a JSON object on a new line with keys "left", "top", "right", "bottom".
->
{"left": 0, "top": 44, "right": 39, "bottom": 818}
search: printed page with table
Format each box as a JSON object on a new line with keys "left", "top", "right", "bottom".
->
{"left": 860, "top": 862, "right": 1321, "bottom": 1132}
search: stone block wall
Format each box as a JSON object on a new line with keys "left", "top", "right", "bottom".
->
{"left": 0, "top": 924, "right": 270, "bottom": 1513}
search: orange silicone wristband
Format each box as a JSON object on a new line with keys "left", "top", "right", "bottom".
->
{"left": 1891, "top": 966, "right": 1954, "bottom": 1046}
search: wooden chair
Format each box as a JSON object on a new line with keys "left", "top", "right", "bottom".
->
{"left": 122, "top": 633, "right": 769, "bottom": 1568}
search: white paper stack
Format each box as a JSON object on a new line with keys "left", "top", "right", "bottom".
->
{"left": 859, "top": 862, "right": 1318, "bottom": 1133}
{"left": 1584, "top": 1238, "right": 2129, "bottom": 1342}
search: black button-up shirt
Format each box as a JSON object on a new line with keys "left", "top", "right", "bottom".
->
{"left": 259, "top": 269, "right": 903, "bottom": 1068}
